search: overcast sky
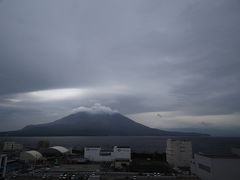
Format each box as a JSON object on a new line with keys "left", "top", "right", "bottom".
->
{"left": 0, "top": 0, "right": 240, "bottom": 136}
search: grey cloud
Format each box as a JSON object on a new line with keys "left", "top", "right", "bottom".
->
{"left": 0, "top": 0, "right": 240, "bottom": 135}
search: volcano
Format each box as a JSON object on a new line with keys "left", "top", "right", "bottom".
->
{"left": 0, "top": 111, "right": 208, "bottom": 136}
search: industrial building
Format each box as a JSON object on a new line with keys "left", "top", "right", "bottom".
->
{"left": 20, "top": 150, "right": 43, "bottom": 162}
{"left": 84, "top": 146, "right": 131, "bottom": 162}
{"left": 191, "top": 150, "right": 240, "bottom": 180}
{"left": 166, "top": 139, "right": 192, "bottom": 167}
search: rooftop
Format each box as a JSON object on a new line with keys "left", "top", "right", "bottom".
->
{"left": 168, "top": 139, "right": 191, "bottom": 142}
{"left": 115, "top": 146, "right": 130, "bottom": 148}
{"left": 49, "top": 146, "right": 69, "bottom": 154}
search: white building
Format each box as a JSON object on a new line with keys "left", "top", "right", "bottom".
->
{"left": 2, "top": 142, "right": 23, "bottom": 151}
{"left": 84, "top": 146, "right": 131, "bottom": 162}
{"left": 166, "top": 139, "right": 192, "bottom": 167}
{"left": 191, "top": 152, "right": 240, "bottom": 180}
{"left": 20, "top": 150, "right": 43, "bottom": 162}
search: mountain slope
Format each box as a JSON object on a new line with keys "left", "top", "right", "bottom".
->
{"left": 0, "top": 112, "right": 208, "bottom": 136}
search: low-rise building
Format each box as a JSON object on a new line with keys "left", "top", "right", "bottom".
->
{"left": 191, "top": 152, "right": 240, "bottom": 180}
{"left": 84, "top": 146, "right": 131, "bottom": 162}
{"left": 2, "top": 142, "right": 23, "bottom": 151}
{"left": 166, "top": 139, "right": 192, "bottom": 167}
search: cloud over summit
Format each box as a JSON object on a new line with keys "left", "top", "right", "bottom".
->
{"left": 72, "top": 104, "right": 118, "bottom": 115}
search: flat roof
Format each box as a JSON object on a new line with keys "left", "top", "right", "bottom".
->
{"left": 168, "top": 139, "right": 191, "bottom": 142}
{"left": 116, "top": 146, "right": 130, "bottom": 148}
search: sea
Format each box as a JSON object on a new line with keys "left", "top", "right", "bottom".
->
{"left": 1, "top": 136, "right": 240, "bottom": 154}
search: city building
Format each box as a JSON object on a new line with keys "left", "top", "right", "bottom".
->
{"left": 20, "top": 150, "right": 43, "bottom": 162}
{"left": 166, "top": 139, "right": 192, "bottom": 167}
{"left": 2, "top": 142, "right": 23, "bottom": 151}
{"left": 191, "top": 152, "right": 240, "bottom": 180}
{"left": 84, "top": 146, "right": 131, "bottom": 162}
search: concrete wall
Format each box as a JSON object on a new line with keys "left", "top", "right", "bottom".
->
{"left": 191, "top": 154, "right": 213, "bottom": 180}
